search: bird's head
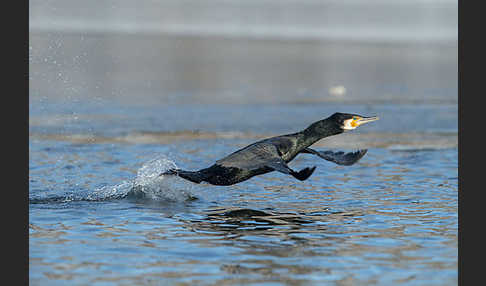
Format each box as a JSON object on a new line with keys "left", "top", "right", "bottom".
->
{"left": 329, "top": 112, "right": 379, "bottom": 131}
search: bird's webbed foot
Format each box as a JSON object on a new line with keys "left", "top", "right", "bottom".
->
{"left": 265, "top": 159, "right": 317, "bottom": 181}
{"left": 290, "top": 166, "right": 317, "bottom": 181}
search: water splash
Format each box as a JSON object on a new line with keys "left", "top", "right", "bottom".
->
{"left": 29, "top": 155, "right": 196, "bottom": 204}
{"left": 127, "top": 155, "right": 197, "bottom": 202}
{"left": 134, "top": 155, "right": 178, "bottom": 186}
{"left": 29, "top": 181, "right": 133, "bottom": 204}
{"left": 89, "top": 180, "right": 134, "bottom": 201}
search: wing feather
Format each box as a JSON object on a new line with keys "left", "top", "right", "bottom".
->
{"left": 303, "top": 148, "right": 367, "bottom": 166}
{"left": 216, "top": 142, "right": 282, "bottom": 170}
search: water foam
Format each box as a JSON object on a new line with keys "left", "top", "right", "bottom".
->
{"left": 127, "top": 155, "right": 197, "bottom": 202}
{"left": 29, "top": 155, "right": 196, "bottom": 204}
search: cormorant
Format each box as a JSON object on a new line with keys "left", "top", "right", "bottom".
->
{"left": 161, "top": 112, "right": 378, "bottom": 186}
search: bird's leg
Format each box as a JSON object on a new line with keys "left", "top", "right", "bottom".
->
{"left": 159, "top": 168, "right": 179, "bottom": 176}
{"left": 159, "top": 168, "right": 205, "bottom": 184}
{"left": 265, "top": 159, "right": 317, "bottom": 181}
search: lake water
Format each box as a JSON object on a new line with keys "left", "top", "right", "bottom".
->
{"left": 29, "top": 3, "right": 457, "bottom": 284}
{"left": 29, "top": 99, "right": 458, "bottom": 286}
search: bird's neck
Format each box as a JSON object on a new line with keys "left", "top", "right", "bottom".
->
{"left": 298, "top": 119, "right": 343, "bottom": 148}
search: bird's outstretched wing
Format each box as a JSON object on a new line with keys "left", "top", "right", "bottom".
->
{"left": 217, "top": 142, "right": 283, "bottom": 170}
{"left": 217, "top": 142, "right": 316, "bottom": 181}
{"left": 301, "top": 148, "right": 367, "bottom": 166}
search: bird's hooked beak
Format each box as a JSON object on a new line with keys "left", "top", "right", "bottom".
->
{"left": 354, "top": 116, "right": 379, "bottom": 127}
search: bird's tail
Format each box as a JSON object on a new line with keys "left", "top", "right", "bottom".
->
{"left": 160, "top": 168, "right": 207, "bottom": 184}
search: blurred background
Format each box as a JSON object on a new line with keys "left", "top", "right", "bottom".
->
{"left": 29, "top": 0, "right": 458, "bottom": 144}
{"left": 29, "top": 0, "right": 457, "bottom": 104}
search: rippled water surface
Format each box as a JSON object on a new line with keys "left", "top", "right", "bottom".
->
{"left": 29, "top": 102, "right": 457, "bottom": 285}
{"left": 29, "top": 11, "right": 457, "bottom": 284}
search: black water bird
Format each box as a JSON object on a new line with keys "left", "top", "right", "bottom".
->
{"left": 161, "top": 112, "right": 379, "bottom": 186}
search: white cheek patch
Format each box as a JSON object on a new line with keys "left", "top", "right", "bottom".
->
{"left": 342, "top": 119, "right": 356, "bottom": 130}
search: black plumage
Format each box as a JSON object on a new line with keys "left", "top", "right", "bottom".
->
{"left": 161, "top": 112, "right": 378, "bottom": 186}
